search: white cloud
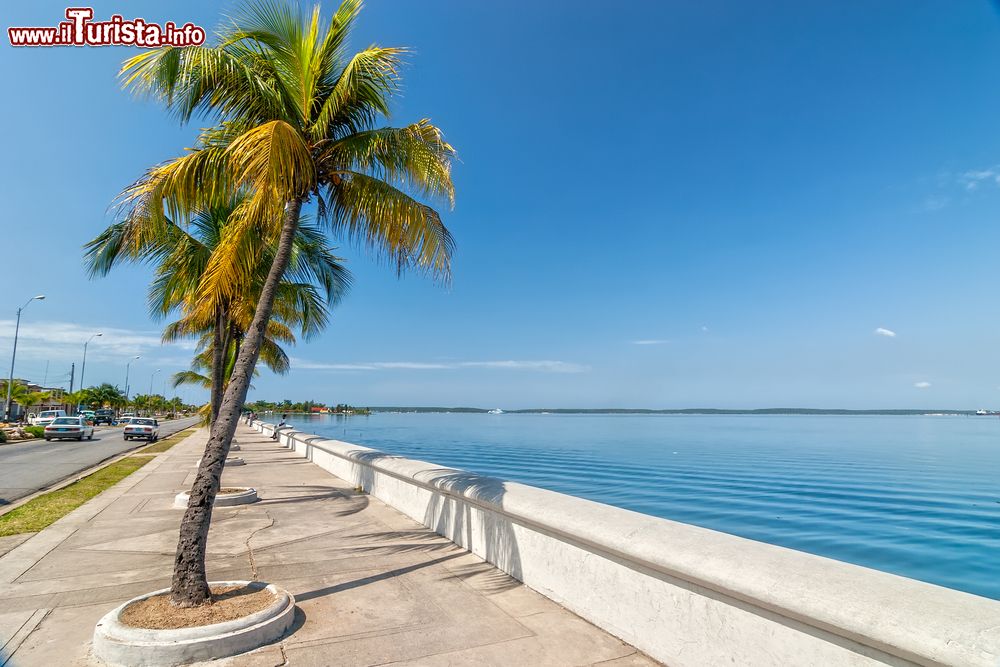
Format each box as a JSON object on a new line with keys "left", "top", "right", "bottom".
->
{"left": 290, "top": 358, "right": 589, "bottom": 374}
{"left": 0, "top": 319, "right": 195, "bottom": 365}
{"left": 460, "top": 360, "right": 588, "bottom": 373}
{"left": 630, "top": 339, "right": 668, "bottom": 346}
{"left": 914, "top": 381, "right": 931, "bottom": 389}
{"left": 874, "top": 327, "right": 896, "bottom": 338}
{"left": 960, "top": 167, "right": 1000, "bottom": 191}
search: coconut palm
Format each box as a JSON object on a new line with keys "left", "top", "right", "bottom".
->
{"left": 119, "top": 0, "right": 455, "bottom": 606}
{"left": 87, "top": 198, "right": 350, "bottom": 423}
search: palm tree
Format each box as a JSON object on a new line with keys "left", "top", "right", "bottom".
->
{"left": 131, "top": 394, "right": 153, "bottom": 417}
{"left": 59, "top": 390, "right": 89, "bottom": 415}
{"left": 89, "top": 383, "right": 127, "bottom": 409}
{"left": 119, "top": 0, "right": 455, "bottom": 606}
{"left": 0, "top": 380, "right": 40, "bottom": 418}
{"left": 0, "top": 381, "right": 32, "bottom": 421}
{"left": 23, "top": 390, "right": 52, "bottom": 412}
{"left": 87, "top": 198, "right": 349, "bottom": 423}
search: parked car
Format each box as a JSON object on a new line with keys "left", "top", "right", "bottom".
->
{"left": 94, "top": 409, "right": 116, "bottom": 425}
{"left": 79, "top": 410, "right": 96, "bottom": 424}
{"left": 30, "top": 409, "right": 67, "bottom": 427}
{"left": 124, "top": 418, "right": 158, "bottom": 441}
{"left": 118, "top": 413, "right": 135, "bottom": 425}
{"left": 44, "top": 416, "right": 94, "bottom": 441}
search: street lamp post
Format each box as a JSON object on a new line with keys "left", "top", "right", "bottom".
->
{"left": 79, "top": 332, "right": 103, "bottom": 408}
{"left": 124, "top": 356, "right": 140, "bottom": 405}
{"left": 4, "top": 295, "right": 45, "bottom": 422}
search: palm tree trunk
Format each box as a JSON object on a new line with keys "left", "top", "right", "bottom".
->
{"left": 169, "top": 199, "right": 303, "bottom": 607}
{"left": 210, "top": 307, "right": 227, "bottom": 424}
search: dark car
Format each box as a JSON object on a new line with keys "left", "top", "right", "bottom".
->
{"left": 94, "top": 409, "right": 116, "bottom": 426}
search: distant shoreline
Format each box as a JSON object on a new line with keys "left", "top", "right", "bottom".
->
{"left": 364, "top": 407, "right": 985, "bottom": 416}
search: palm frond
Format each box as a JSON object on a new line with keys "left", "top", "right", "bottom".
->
{"left": 320, "top": 120, "right": 455, "bottom": 205}
{"left": 328, "top": 171, "right": 453, "bottom": 280}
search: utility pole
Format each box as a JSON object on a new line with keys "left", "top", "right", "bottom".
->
{"left": 69, "top": 363, "right": 75, "bottom": 394}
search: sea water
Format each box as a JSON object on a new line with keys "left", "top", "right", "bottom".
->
{"left": 285, "top": 412, "right": 1000, "bottom": 600}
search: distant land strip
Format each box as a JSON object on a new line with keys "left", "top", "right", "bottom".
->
{"left": 367, "top": 407, "right": 984, "bottom": 416}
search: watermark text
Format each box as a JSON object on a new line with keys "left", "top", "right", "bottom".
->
{"left": 8, "top": 8, "right": 205, "bottom": 47}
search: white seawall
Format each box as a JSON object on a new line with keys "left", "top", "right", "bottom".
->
{"left": 253, "top": 421, "right": 1000, "bottom": 667}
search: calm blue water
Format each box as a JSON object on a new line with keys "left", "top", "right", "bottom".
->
{"left": 285, "top": 413, "right": 1000, "bottom": 600}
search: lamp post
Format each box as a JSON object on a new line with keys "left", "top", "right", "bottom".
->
{"left": 4, "top": 295, "right": 45, "bottom": 422}
{"left": 79, "top": 332, "right": 103, "bottom": 407}
{"left": 124, "top": 356, "right": 140, "bottom": 405}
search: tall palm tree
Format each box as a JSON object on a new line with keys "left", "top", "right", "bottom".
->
{"left": 87, "top": 198, "right": 350, "bottom": 423}
{"left": 119, "top": 0, "right": 455, "bottom": 606}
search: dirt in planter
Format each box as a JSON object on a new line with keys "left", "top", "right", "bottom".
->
{"left": 119, "top": 585, "right": 276, "bottom": 629}
{"left": 219, "top": 487, "right": 248, "bottom": 494}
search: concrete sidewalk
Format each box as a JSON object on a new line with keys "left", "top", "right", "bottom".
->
{"left": 0, "top": 424, "right": 656, "bottom": 666}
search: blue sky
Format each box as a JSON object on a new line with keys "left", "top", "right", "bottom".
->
{"left": 3, "top": 1, "right": 1000, "bottom": 409}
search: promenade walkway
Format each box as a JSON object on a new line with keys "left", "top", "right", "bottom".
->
{"left": 0, "top": 424, "right": 655, "bottom": 666}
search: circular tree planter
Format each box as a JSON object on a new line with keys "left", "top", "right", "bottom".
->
{"left": 230, "top": 443, "right": 241, "bottom": 451}
{"left": 174, "top": 488, "right": 257, "bottom": 509}
{"left": 92, "top": 581, "right": 295, "bottom": 666}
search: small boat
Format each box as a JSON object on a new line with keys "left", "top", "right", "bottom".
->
{"left": 487, "top": 408, "right": 504, "bottom": 414}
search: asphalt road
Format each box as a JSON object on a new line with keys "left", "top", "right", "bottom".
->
{"left": 0, "top": 416, "right": 201, "bottom": 506}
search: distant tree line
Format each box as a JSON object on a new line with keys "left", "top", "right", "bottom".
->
{"left": 0, "top": 380, "right": 196, "bottom": 421}
{"left": 244, "top": 399, "right": 370, "bottom": 415}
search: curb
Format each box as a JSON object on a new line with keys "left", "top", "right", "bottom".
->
{"left": 92, "top": 581, "right": 295, "bottom": 666}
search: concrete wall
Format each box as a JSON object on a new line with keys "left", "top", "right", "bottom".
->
{"left": 253, "top": 421, "right": 1000, "bottom": 667}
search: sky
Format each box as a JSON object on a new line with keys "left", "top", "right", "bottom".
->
{"left": 3, "top": 1, "right": 1000, "bottom": 409}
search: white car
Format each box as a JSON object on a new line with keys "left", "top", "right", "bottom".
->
{"left": 124, "top": 417, "right": 159, "bottom": 441}
{"left": 31, "top": 409, "right": 67, "bottom": 427}
{"left": 44, "top": 416, "right": 94, "bottom": 441}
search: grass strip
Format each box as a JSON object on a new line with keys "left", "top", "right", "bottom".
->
{"left": 0, "top": 456, "right": 153, "bottom": 537}
{"left": 0, "top": 427, "right": 197, "bottom": 537}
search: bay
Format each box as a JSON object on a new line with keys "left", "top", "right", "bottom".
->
{"left": 284, "top": 412, "right": 1000, "bottom": 600}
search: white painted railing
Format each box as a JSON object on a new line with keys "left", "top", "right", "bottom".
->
{"left": 252, "top": 421, "right": 1000, "bottom": 667}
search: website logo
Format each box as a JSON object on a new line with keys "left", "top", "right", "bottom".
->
{"left": 8, "top": 7, "right": 206, "bottom": 47}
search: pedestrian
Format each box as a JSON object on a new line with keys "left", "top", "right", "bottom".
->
{"left": 272, "top": 413, "right": 288, "bottom": 440}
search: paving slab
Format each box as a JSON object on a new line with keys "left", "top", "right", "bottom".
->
{"left": 0, "top": 425, "right": 658, "bottom": 666}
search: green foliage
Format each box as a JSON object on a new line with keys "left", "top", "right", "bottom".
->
{"left": 0, "top": 381, "right": 32, "bottom": 413}
{"left": 24, "top": 426, "right": 44, "bottom": 438}
{"left": 0, "top": 430, "right": 6, "bottom": 443}
{"left": 244, "top": 399, "right": 369, "bottom": 414}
